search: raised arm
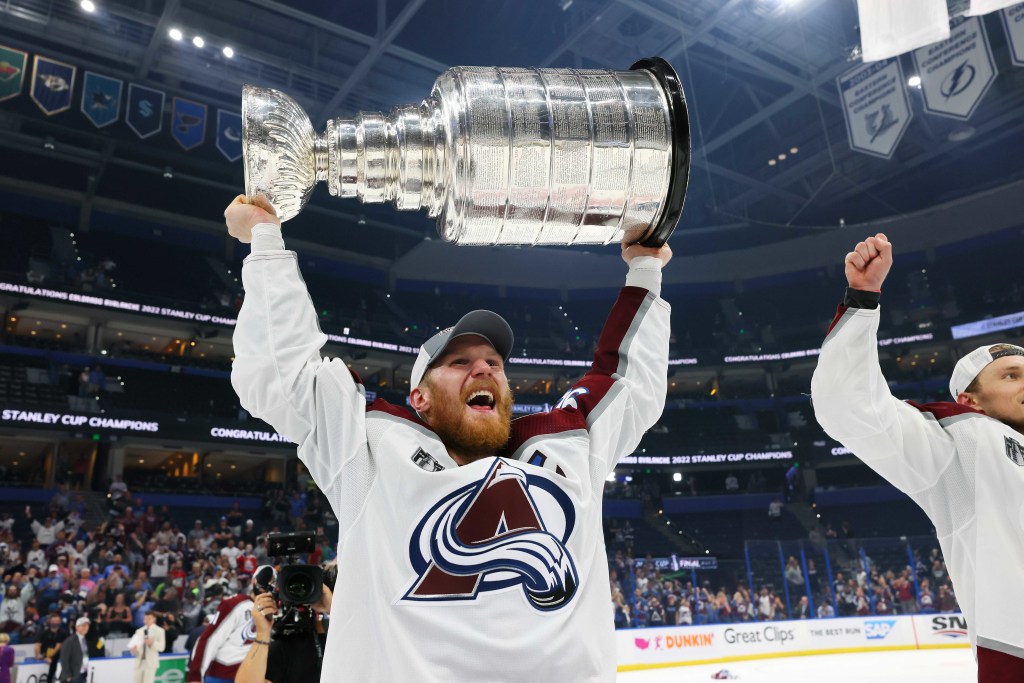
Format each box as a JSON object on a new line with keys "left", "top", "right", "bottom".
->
{"left": 811, "top": 233, "right": 961, "bottom": 494}
{"left": 226, "top": 195, "right": 370, "bottom": 491}
{"left": 560, "top": 242, "right": 672, "bottom": 475}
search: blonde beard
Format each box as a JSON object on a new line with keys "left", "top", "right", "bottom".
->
{"left": 424, "top": 379, "right": 514, "bottom": 463}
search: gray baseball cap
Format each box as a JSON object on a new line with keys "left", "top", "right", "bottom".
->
{"left": 949, "top": 343, "right": 1024, "bottom": 398}
{"left": 409, "top": 310, "right": 514, "bottom": 393}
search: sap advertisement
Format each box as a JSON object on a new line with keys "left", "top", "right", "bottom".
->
{"left": 616, "top": 614, "right": 968, "bottom": 670}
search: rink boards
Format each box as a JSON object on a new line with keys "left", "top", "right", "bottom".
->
{"left": 617, "top": 613, "right": 970, "bottom": 671}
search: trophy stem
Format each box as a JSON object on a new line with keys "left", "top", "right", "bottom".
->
{"left": 326, "top": 100, "right": 445, "bottom": 215}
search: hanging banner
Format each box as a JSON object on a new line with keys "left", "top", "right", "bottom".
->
{"left": 30, "top": 55, "right": 75, "bottom": 115}
{"left": 126, "top": 82, "right": 165, "bottom": 139}
{"left": 1002, "top": 4, "right": 1024, "bottom": 66}
{"left": 216, "top": 109, "right": 243, "bottom": 162}
{"left": 80, "top": 71, "right": 122, "bottom": 128}
{"left": 837, "top": 58, "right": 912, "bottom": 160}
{"left": 912, "top": 16, "right": 997, "bottom": 120}
{"left": 171, "top": 96, "right": 207, "bottom": 150}
{"left": 0, "top": 44, "right": 28, "bottom": 103}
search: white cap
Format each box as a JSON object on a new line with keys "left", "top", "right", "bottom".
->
{"left": 949, "top": 343, "right": 1024, "bottom": 398}
{"left": 75, "top": 616, "right": 90, "bottom": 626}
{"left": 48, "top": 564, "right": 58, "bottom": 573}
{"left": 409, "top": 310, "right": 514, "bottom": 394}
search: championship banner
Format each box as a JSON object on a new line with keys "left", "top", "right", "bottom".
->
{"left": 126, "top": 82, "right": 164, "bottom": 139}
{"left": 80, "top": 71, "right": 123, "bottom": 128}
{"left": 912, "top": 16, "right": 997, "bottom": 120}
{"left": 171, "top": 96, "right": 207, "bottom": 150}
{"left": 0, "top": 44, "right": 28, "bottom": 102}
{"left": 1002, "top": 4, "right": 1024, "bottom": 66}
{"left": 216, "top": 108, "right": 243, "bottom": 161}
{"left": 30, "top": 55, "right": 76, "bottom": 115}
{"left": 836, "top": 58, "right": 912, "bottom": 160}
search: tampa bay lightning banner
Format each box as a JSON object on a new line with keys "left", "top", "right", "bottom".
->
{"left": 1002, "top": 4, "right": 1024, "bottom": 67}
{"left": 216, "top": 109, "right": 243, "bottom": 162}
{"left": 30, "top": 55, "right": 75, "bottom": 115}
{"left": 912, "top": 16, "right": 997, "bottom": 120}
{"left": 171, "top": 97, "right": 206, "bottom": 150}
{"left": 0, "top": 44, "right": 28, "bottom": 103}
{"left": 126, "top": 83, "right": 165, "bottom": 139}
{"left": 80, "top": 71, "right": 122, "bottom": 128}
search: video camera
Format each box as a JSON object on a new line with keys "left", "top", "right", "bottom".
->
{"left": 253, "top": 532, "right": 324, "bottom": 637}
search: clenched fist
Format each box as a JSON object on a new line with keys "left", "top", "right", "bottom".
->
{"left": 224, "top": 194, "right": 280, "bottom": 244}
{"left": 844, "top": 233, "right": 892, "bottom": 292}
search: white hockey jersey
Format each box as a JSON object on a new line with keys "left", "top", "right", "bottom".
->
{"left": 231, "top": 231, "right": 670, "bottom": 681}
{"left": 812, "top": 304, "right": 1024, "bottom": 663}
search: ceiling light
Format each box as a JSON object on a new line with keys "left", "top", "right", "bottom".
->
{"left": 192, "top": 36, "right": 205, "bottom": 48}
{"left": 907, "top": 75, "right": 922, "bottom": 88}
{"left": 163, "top": 166, "right": 174, "bottom": 179}
{"left": 768, "top": 159, "right": 776, "bottom": 166}
{"left": 790, "top": 147, "right": 799, "bottom": 154}
{"left": 168, "top": 28, "right": 183, "bottom": 41}
{"left": 222, "top": 46, "right": 234, "bottom": 58}
{"left": 80, "top": 0, "right": 96, "bottom": 12}
{"left": 778, "top": 153, "right": 787, "bottom": 160}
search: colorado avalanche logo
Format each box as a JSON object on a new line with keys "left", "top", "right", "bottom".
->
{"left": 403, "top": 459, "right": 578, "bottom": 611}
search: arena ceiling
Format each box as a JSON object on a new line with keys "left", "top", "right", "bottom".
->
{"left": 1, "top": 0, "right": 1022, "bottom": 275}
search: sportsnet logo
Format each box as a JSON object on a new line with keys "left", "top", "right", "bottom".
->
{"left": 864, "top": 619, "right": 896, "bottom": 640}
{"left": 931, "top": 615, "right": 969, "bottom": 639}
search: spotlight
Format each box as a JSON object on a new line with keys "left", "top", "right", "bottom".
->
{"left": 222, "top": 46, "right": 234, "bottom": 58}
{"left": 80, "top": 0, "right": 96, "bottom": 12}
{"left": 778, "top": 153, "right": 787, "bottom": 160}
{"left": 192, "top": 36, "right": 205, "bottom": 48}
{"left": 790, "top": 147, "right": 799, "bottom": 154}
{"left": 768, "top": 159, "right": 776, "bottom": 166}
{"left": 168, "top": 27, "right": 183, "bottom": 41}
{"left": 907, "top": 75, "right": 922, "bottom": 88}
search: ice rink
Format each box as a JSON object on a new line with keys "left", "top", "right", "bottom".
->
{"left": 619, "top": 648, "right": 976, "bottom": 682}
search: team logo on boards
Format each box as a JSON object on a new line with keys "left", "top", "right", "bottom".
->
{"left": 403, "top": 458, "right": 578, "bottom": 611}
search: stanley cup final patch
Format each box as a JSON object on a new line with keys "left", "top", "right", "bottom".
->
{"left": 1004, "top": 436, "right": 1024, "bottom": 467}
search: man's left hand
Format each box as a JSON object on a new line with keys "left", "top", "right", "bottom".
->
{"left": 621, "top": 241, "right": 672, "bottom": 268}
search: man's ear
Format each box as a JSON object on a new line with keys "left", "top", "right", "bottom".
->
{"left": 409, "top": 386, "right": 430, "bottom": 414}
{"left": 956, "top": 391, "right": 978, "bottom": 408}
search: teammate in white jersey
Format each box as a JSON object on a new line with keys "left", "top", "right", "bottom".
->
{"left": 812, "top": 233, "right": 1024, "bottom": 682}
{"left": 225, "top": 195, "right": 672, "bottom": 681}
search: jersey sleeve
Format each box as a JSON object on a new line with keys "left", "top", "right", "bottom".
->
{"left": 810, "top": 305, "right": 961, "bottom": 495}
{"left": 558, "top": 286, "right": 670, "bottom": 476}
{"left": 186, "top": 596, "right": 249, "bottom": 681}
{"left": 231, "top": 249, "right": 370, "bottom": 495}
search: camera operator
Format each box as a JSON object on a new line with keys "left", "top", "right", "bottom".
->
{"left": 234, "top": 560, "right": 335, "bottom": 683}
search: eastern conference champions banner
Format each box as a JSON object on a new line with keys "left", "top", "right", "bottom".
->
{"left": 1003, "top": 3, "right": 1024, "bottom": 66}
{"left": 837, "top": 59, "right": 912, "bottom": 159}
{"left": 616, "top": 613, "right": 969, "bottom": 670}
{"left": 912, "top": 16, "right": 998, "bottom": 120}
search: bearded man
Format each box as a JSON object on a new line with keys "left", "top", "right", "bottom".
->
{"left": 226, "top": 195, "right": 672, "bottom": 682}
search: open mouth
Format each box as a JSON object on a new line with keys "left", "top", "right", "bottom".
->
{"left": 465, "top": 389, "right": 496, "bottom": 412}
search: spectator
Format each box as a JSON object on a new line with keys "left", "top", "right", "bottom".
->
{"left": 57, "top": 616, "right": 90, "bottom": 683}
{"left": 724, "top": 473, "right": 739, "bottom": 493}
{"left": 0, "top": 633, "right": 13, "bottom": 683}
{"left": 817, "top": 601, "right": 835, "bottom": 618}
{"left": 0, "top": 587, "right": 25, "bottom": 634}
{"left": 784, "top": 557, "right": 804, "bottom": 587}
{"left": 35, "top": 614, "right": 67, "bottom": 683}
{"left": 767, "top": 498, "right": 783, "bottom": 519}
{"left": 795, "top": 595, "right": 811, "bottom": 619}
{"left": 106, "top": 593, "right": 133, "bottom": 637}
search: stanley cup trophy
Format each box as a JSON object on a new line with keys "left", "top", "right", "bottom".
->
{"left": 242, "top": 57, "right": 690, "bottom": 247}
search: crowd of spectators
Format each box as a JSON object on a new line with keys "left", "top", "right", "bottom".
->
{"left": 0, "top": 472, "right": 334, "bottom": 661}
{"left": 610, "top": 544, "right": 960, "bottom": 629}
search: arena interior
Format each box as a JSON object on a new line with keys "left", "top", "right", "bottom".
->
{"left": 1, "top": 0, "right": 1023, "bottom": 680}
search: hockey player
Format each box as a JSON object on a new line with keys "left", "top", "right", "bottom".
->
{"left": 812, "top": 233, "right": 1024, "bottom": 682}
{"left": 226, "top": 194, "right": 672, "bottom": 681}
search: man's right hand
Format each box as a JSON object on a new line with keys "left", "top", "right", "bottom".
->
{"left": 250, "top": 592, "right": 278, "bottom": 639}
{"left": 844, "top": 233, "right": 892, "bottom": 291}
{"left": 225, "top": 195, "right": 280, "bottom": 244}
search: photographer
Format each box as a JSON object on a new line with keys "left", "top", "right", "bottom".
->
{"left": 234, "top": 561, "right": 335, "bottom": 683}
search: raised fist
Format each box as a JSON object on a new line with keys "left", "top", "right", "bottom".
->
{"left": 224, "top": 194, "right": 280, "bottom": 244}
{"left": 844, "top": 233, "right": 892, "bottom": 292}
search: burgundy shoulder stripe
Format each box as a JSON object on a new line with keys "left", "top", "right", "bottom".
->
{"left": 500, "top": 409, "right": 587, "bottom": 457}
{"left": 905, "top": 400, "right": 982, "bottom": 420}
{"left": 592, "top": 286, "right": 649, "bottom": 376}
{"left": 826, "top": 304, "right": 848, "bottom": 336}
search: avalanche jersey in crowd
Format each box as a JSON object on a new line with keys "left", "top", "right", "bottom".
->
{"left": 232, "top": 225, "right": 670, "bottom": 682}
{"left": 812, "top": 304, "right": 1024, "bottom": 665}
{"left": 186, "top": 593, "right": 254, "bottom": 682}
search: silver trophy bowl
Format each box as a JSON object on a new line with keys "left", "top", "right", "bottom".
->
{"left": 242, "top": 57, "right": 690, "bottom": 247}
